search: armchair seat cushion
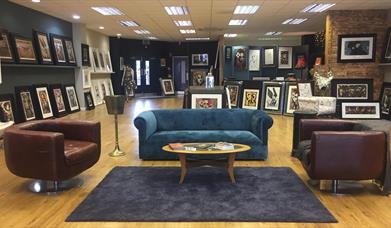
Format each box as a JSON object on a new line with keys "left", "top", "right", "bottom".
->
{"left": 64, "top": 140, "right": 98, "bottom": 166}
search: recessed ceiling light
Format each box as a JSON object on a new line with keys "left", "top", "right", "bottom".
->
{"left": 91, "top": 7, "right": 124, "bottom": 16}
{"left": 174, "top": 20, "right": 192, "bottom": 26}
{"left": 234, "top": 5, "right": 259, "bottom": 14}
{"left": 265, "top": 31, "right": 282, "bottom": 36}
{"left": 185, "top": 37, "right": 210, "bottom": 41}
{"left": 32, "top": 0, "right": 40, "bottom": 3}
{"left": 229, "top": 19, "right": 248, "bottom": 26}
{"left": 164, "top": 6, "right": 188, "bottom": 15}
{"left": 224, "top": 33, "right": 238, "bottom": 38}
{"left": 120, "top": 20, "right": 139, "bottom": 27}
{"left": 72, "top": 15, "right": 80, "bottom": 20}
{"left": 148, "top": 37, "right": 158, "bottom": 40}
{"left": 134, "top": 30, "right": 151, "bottom": 34}
{"left": 99, "top": 26, "right": 105, "bottom": 30}
{"left": 180, "top": 29, "right": 196, "bottom": 34}
{"left": 282, "top": 18, "right": 307, "bottom": 25}
{"left": 117, "top": 33, "right": 122, "bottom": 37}
{"left": 301, "top": 3, "right": 336, "bottom": 13}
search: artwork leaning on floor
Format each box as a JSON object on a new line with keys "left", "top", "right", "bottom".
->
{"left": 284, "top": 82, "right": 299, "bottom": 115}
{"left": 380, "top": 82, "right": 391, "bottom": 119}
{"left": 261, "top": 82, "right": 284, "bottom": 114}
{"left": 382, "top": 28, "right": 391, "bottom": 63}
{"left": 331, "top": 79, "right": 373, "bottom": 101}
{"left": 341, "top": 102, "right": 380, "bottom": 119}
{"left": 64, "top": 85, "right": 80, "bottom": 112}
{"left": 48, "top": 84, "right": 67, "bottom": 117}
{"left": 191, "top": 94, "right": 222, "bottom": 109}
{"left": 0, "top": 29, "right": 15, "bottom": 63}
{"left": 224, "top": 80, "right": 243, "bottom": 108}
{"left": 242, "top": 89, "right": 259, "bottom": 110}
{"left": 161, "top": 79, "right": 175, "bottom": 96}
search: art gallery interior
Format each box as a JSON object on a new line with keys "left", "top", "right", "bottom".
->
{"left": 2, "top": 0, "right": 391, "bottom": 227}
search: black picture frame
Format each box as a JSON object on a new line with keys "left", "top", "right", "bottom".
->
{"left": 240, "top": 80, "right": 263, "bottom": 110}
{"left": 261, "top": 81, "right": 285, "bottom": 115}
{"left": 262, "top": 46, "right": 276, "bottom": 67}
{"left": 33, "top": 84, "right": 55, "bottom": 120}
{"left": 33, "top": 30, "right": 53, "bottom": 64}
{"left": 341, "top": 101, "right": 380, "bottom": 119}
{"left": 0, "top": 29, "right": 16, "bottom": 63}
{"left": 379, "top": 82, "right": 391, "bottom": 119}
{"left": 63, "top": 37, "right": 76, "bottom": 65}
{"left": 382, "top": 27, "right": 391, "bottom": 63}
{"left": 63, "top": 84, "right": 80, "bottom": 113}
{"left": 81, "top": 43, "right": 90, "bottom": 66}
{"left": 50, "top": 34, "right": 67, "bottom": 65}
{"left": 84, "top": 91, "right": 95, "bottom": 110}
{"left": 48, "top": 84, "right": 68, "bottom": 117}
{"left": 283, "top": 82, "right": 299, "bottom": 116}
{"left": 223, "top": 80, "right": 243, "bottom": 108}
{"left": 225, "top": 46, "right": 232, "bottom": 62}
{"left": 0, "top": 94, "right": 17, "bottom": 123}
{"left": 15, "top": 86, "right": 36, "bottom": 122}
{"left": 337, "top": 34, "right": 376, "bottom": 63}
{"left": 12, "top": 35, "right": 37, "bottom": 64}
{"left": 331, "top": 78, "right": 373, "bottom": 101}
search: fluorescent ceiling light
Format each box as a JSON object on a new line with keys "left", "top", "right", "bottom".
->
{"left": 229, "top": 19, "right": 248, "bottom": 26}
{"left": 185, "top": 37, "right": 210, "bottom": 41}
{"left": 91, "top": 7, "right": 124, "bottom": 16}
{"left": 174, "top": 20, "right": 192, "bottom": 26}
{"left": 32, "top": 0, "right": 40, "bottom": 3}
{"left": 117, "top": 33, "right": 122, "bottom": 37}
{"left": 234, "top": 5, "right": 259, "bottom": 14}
{"left": 99, "top": 26, "right": 104, "bottom": 30}
{"left": 265, "top": 31, "right": 282, "bottom": 36}
{"left": 120, "top": 20, "right": 139, "bottom": 27}
{"left": 72, "top": 15, "right": 80, "bottom": 20}
{"left": 282, "top": 18, "right": 307, "bottom": 25}
{"left": 224, "top": 33, "right": 237, "bottom": 38}
{"left": 148, "top": 37, "right": 158, "bottom": 40}
{"left": 164, "top": 6, "right": 188, "bottom": 15}
{"left": 134, "top": 30, "right": 151, "bottom": 34}
{"left": 301, "top": 3, "right": 336, "bottom": 13}
{"left": 180, "top": 29, "right": 196, "bottom": 34}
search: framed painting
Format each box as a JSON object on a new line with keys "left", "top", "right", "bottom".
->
{"left": 161, "top": 79, "right": 175, "bottom": 95}
{"left": 331, "top": 79, "right": 373, "bottom": 101}
{"left": 104, "top": 51, "right": 113, "bottom": 72}
{"left": 64, "top": 85, "right": 80, "bottom": 112}
{"left": 297, "top": 81, "right": 314, "bottom": 97}
{"left": 160, "top": 58, "right": 166, "bottom": 67}
{"left": 34, "top": 85, "right": 53, "bottom": 119}
{"left": 249, "top": 49, "right": 260, "bottom": 71}
{"left": 261, "top": 82, "right": 284, "bottom": 114}
{"left": 191, "top": 94, "right": 222, "bottom": 109}
{"left": 0, "top": 29, "right": 15, "bottom": 63}
{"left": 91, "top": 80, "right": 103, "bottom": 106}
{"left": 224, "top": 80, "right": 243, "bottom": 108}
{"left": 379, "top": 82, "right": 391, "bottom": 119}
{"left": 81, "top": 43, "right": 90, "bottom": 66}
{"left": 13, "top": 35, "right": 37, "bottom": 64}
{"left": 98, "top": 50, "right": 106, "bottom": 71}
{"left": 82, "top": 68, "right": 91, "bottom": 89}
{"left": 283, "top": 82, "right": 299, "bottom": 115}
{"left": 262, "top": 46, "right": 276, "bottom": 67}
{"left": 15, "top": 86, "right": 36, "bottom": 121}
{"left": 225, "top": 46, "right": 232, "bottom": 62}
{"left": 192, "top": 54, "right": 208, "bottom": 66}
{"left": 99, "top": 79, "right": 110, "bottom": 97}
{"left": 48, "top": 84, "right": 67, "bottom": 117}
{"left": 33, "top": 31, "right": 53, "bottom": 64}
{"left": 234, "top": 48, "right": 247, "bottom": 71}
{"left": 341, "top": 102, "right": 380, "bottom": 119}
{"left": 84, "top": 90, "right": 95, "bottom": 110}
{"left": 338, "top": 34, "right": 376, "bottom": 63}
{"left": 278, "top": 47, "right": 292, "bottom": 69}
{"left": 64, "top": 38, "right": 76, "bottom": 65}
{"left": 382, "top": 28, "right": 391, "bottom": 63}
{"left": 295, "top": 54, "right": 306, "bottom": 69}
{"left": 190, "top": 69, "right": 208, "bottom": 86}
{"left": 50, "top": 34, "right": 67, "bottom": 64}
{"left": 0, "top": 94, "right": 17, "bottom": 122}
{"left": 105, "top": 79, "right": 114, "bottom": 96}
{"left": 242, "top": 89, "right": 260, "bottom": 110}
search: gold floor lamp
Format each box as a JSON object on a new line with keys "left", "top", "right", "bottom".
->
{"left": 104, "top": 95, "right": 126, "bottom": 157}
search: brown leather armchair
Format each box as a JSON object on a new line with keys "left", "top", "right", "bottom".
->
{"left": 3, "top": 119, "right": 101, "bottom": 193}
{"left": 297, "top": 119, "right": 386, "bottom": 193}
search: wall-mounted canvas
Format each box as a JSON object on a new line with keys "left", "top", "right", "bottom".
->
{"left": 192, "top": 54, "right": 208, "bottom": 66}
{"left": 0, "top": 94, "right": 16, "bottom": 122}
{"left": 82, "top": 68, "right": 91, "bottom": 89}
{"left": 191, "top": 94, "right": 222, "bottom": 109}
{"left": 341, "top": 102, "right": 380, "bottom": 119}
{"left": 382, "top": 28, "right": 391, "bottom": 63}
{"left": 48, "top": 84, "right": 67, "bottom": 117}
{"left": 13, "top": 35, "right": 37, "bottom": 64}
{"left": 338, "top": 34, "right": 376, "bottom": 63}
{"left": 249, "top": 49, "right": 260, "bottom": 71}
{"left": 50, "top": 34, "right": 66, "bottom": 64}
{"left": 262, "top": 46, "right": 276, "bottom": 67}
{"left": 81, "top": 43, "right": 90, "bottom": 66}
{"left": 284, "top": 82, "right": 299, "bottom": 115}
{"left": 33, "top": 31, "right": 52, "bottom": 64}
{"left": 234, "top": 48, "right": 247, "bottom": 71}
{"left": 261, "top": 82, "right": 284, "bottom": 114}
{"left": 242, "top": 89, "right": 259, "bottom": 110}
{"left": 278, "top": 47, "right": 292, "bottom": 69}
{"left": 0, "top": 29, "right": 15, "bottom": 63}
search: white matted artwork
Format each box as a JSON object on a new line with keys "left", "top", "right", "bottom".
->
{"left": 278, "top": 47, "right": 292, "bottom": 69}
{"left": 249, "top": 49, "right": 260, "bottom": 71}
{"left": 82, "top": 68, "right": 91, "bottom": 88}
{"left": 91, "top": 80, "right": 103, "bottom": 105}
{"left": 297, "top": 82, "right": 313, "bottom": 97}
{"left": 106, "top": 79, "right": 114, "bottom": 95}
{"left": 65, "top": 86, "right": 79, "bottom": 111}
{"left": 104, "top": 51, "right": 113, "bottom": 72}
{"left": 242, "top": 89, "right": 260, "bottom": 110}
{"left": 285, "top": 84, "right": 299, "bottom": 114}
{"left": 99, "top": 79, "right": 110, "bottom": 97}
{"left": 36, "top": 87, "right": 53, "bottom": 119}
{"left": 161, "top": 79, "right": 175, "bottom": 95}
{"left": 191, "top": 94, "right": 222, "bottom": 109}
{"left": 341, "top": 102, "right": 380, "bottom": 119}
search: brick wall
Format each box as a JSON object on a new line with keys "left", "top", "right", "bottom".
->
{"left": 315, "top": 10, "right": 388, "bottom": 99}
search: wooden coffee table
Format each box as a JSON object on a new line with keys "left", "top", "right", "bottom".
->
{"left": 162, "top": 143, "right": 251, "bottom": 184}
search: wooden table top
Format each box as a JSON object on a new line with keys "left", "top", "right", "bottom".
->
{"left": 162, "top": 143, "right": 251, "bottom": 155}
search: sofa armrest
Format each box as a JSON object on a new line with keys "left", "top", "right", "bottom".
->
{"left": 134, "top": 111, "right": 157, "bottom": 142}
{"left": 250, "top": 111, "right": 273, "bottom": 144}
{"left": 307, "top": 131, "right": 386, "bottom": 180}
{"left": 299, "top": 119, "right": 357, "bottom": 141}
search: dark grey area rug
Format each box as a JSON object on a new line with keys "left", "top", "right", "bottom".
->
{"left": 66, "top": 167, "right": 337, "bottom": 223}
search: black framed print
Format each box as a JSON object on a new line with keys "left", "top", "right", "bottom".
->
{"left": 190, "top": 68, "right": 208, "bottom": 86}
{"left": 33, "top": 31, "right": 53, "bottom": 64}
{"left": 50, "top": 34, "right": 67, "bottom": 65}
{"left": 15, "top": 86, "right": 36, "bottom": 122}
{"left": 81, "top": 43, "right": 91, "bottom": 66}
{"left": 64, "top": 38, "right": 76, "bottom": 65}
{"left": 331, "top": 79, "right": 373, "bottom": 101}
{"left": 192, "top": 54, "right": 208, "bottom": 66}
{"left": 84, "top": 90, "right": 95, "bottom": 110}
{"left": 283, "top": 82, "right": 299, "bottom": 115}
{"left": 234, "top": 48, "right": 247, "bottom": 71}
{"left": 48, "top": 84, "right": 68, "bottom": 117}
{"left": 223, "top": 80, "right": 243, "bottom": 108}
{"left": 262, "top": 46, "right": 276, "bottom": 67}
{"left": 297, "top": 81, "right": 314, "bottom": 97}
{"left": 278, "top": 47, "right": 292, "bottom": 69}
{"left": 225, "top": 46, "right": 232, "bottom": 62}
{"left": 380, "top": 82, "right": 391, "bottom": 119}
{"left": 160, "top": 79, "right": 175, "bottom": 96}
{"left": 382, "top": 27, "right": 391, "bottom": 63}
{"left": 337, "top": 34, "right": 376, "bottom": 63}
{"left": 64, "top": 85, "right": 80, "bottom": 113}
{"left": 191, "top": 94, "right": 223, "bottom": 109}
{"left": 0, "top": 29, "right": 15, "bottom": 63}
{"left": 33, "top": 84, "right": 54, "bottom": 119}
{"left": 0, "top": 94, "right": 17, "bottom": 122}
{"left": 261, "top": 81, "right": 284, "bottom": 114}
{"left": 341, "top": 102, "right": 380, "bottom": 119}
{"left": 249, "top": 49, "right": 260, "bottom": 71}
{"left": 13, "top": 35, "right": 37, "bottom": 64}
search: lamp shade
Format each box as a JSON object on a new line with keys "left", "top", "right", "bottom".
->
{"left": 104, "top": 95, "right": 126, "bottom": 115}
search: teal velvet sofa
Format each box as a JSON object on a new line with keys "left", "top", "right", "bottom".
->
{"left": 133, "top": 109, "right": 273, "bottom": 160}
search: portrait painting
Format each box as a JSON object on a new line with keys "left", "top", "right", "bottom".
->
{"left": 192, "top": 54, "right": 208, "bottom": 66}
{"left": 338, "top": 34, "right": 376, "bottom": 63}
{"left": 81, "top": 44, "right": 90, "bottom": 66}
{"left": 342, "top": 102, "right": 380, "bottom": 119}
{"left": 226, "top": 85, "right": 239, "bottom": 108}
{"left": 64, "top": 39, "right": 76, "bottom": 64}
{"left": 0, "top": 94, "right": 16, "bottom": 122}
{"left": 249, "top": 49, "right": 260, "bottom": 71}
{"left": 20, "top": 91, "right": 35, "bottom": 121}
{"left": 36, "top": 87, "right": 53, "bottom": 119}
{"left": 0, "top": 31, "right": 14, "bottom": 62}
{"left": 161, "top": 79, "right": 175, "bottom": 95}
{"left": 84, "top": 91, "right": 95, "bottom": 110}
{"left": 14, "top": 37, "right": 36, "bottom": 63}
{"left": 65, "top": 86, "right": 79, "bottom": 111}
{"left": 235, "top": 48, "right": 247, "bottom": 71}
{"left": 34, "top": 31, "right": 52, "bottom": 64}
{"left": 52, "top": 36, "right": 66, "bottom": 63}
{"left": 242, "top": 89, "right": 259, "bottom": 110}
{"left": 278, "top": 47, "right": 292, "bottom": 69}
{"left": 284, "top": 84, "right": 299, "bottom": 115}
{"left": 53, "top": 88, "right": 66, "bottom": 112}
{"left": 191, "top": 70, "right": 207, "bottom": 86}
{"left": 191, "top": 94, "right": 222, "bottom": 109}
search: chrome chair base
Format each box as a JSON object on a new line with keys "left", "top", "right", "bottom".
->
{"left": 319, "top": 180, "right": 364, "bottom": 195}
{"left": 28, "top": 177, "right": 83, "bottom": 194}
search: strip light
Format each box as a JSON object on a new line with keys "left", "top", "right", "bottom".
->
{"left": 148, "top": 37, "right": 158, "bottom": 40}
{"left": 174, "top": 20, "right": 192, "bottom": 26}
{"left": 91, "top": 7, "right": 124, "bottom": 16}
{"left": 224, "top": 33, "right": 237, "bottom": 38}
{"left": 282, "top": 18, "right": 307, "bottom": 25}
{"left": 301, "top": 3, "right": 336, "bottom": 13}
{"left": 120, "top": 21, "right": 139, "bottom": 27}
{"left": 229, "top": 19, "right": 248, "bottom": 26}
{"left": 165, "top": 6, "right": 189, "bottom": 15}
{"left": 234, "top": 5, "right": 259, "bottom": 14}
{"left": 185, "top": 37, "right": 210, "bottom": 41}
{"left": 180, "top": 29, "right": 196, "bottom": 34}
{"left": 265, "top": 32, "right": 282, "bottom": 36}
{"left": 134, "top": 30, "right": 151, "bottom": 34}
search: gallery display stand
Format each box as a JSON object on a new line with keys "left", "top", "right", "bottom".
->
{"left": 104, "top": 95, "right": 126, "bottom": 157}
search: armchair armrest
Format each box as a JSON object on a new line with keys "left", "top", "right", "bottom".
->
{"left": 134, "top": 111, "right": 157, "bottom": 143}
{"left": 51, "top": 120, "right": 100, "bottom": 147}
{"left": 308, "top": 131, "right": 386, "bottom": 180}
{"left": 250, "top": 112, "right": 273, "bottom": 144}
{"left": 299, "top": 119, "right": 357, "bottom": 141}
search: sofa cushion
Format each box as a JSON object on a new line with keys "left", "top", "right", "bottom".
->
{"left": 147, "top": 130, "right": 262, "bottom": 145}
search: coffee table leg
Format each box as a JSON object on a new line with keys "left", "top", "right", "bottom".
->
{"left": 179, "top": 154, "right": 187, "bottom": 184}
{"left": 227, "top": 153, "right": 236, "bottom": 183}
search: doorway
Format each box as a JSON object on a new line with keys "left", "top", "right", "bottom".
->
{"left": 131, "top": 57, "right": 160, "bottom": 94}
{"left": 172, "top": 56, "right": 189, "bottom": 92}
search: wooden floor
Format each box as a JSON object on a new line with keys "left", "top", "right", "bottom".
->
{"left": 0, "top": 96, "right": 390, "bottom": 228}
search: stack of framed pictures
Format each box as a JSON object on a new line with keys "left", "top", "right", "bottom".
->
{"left": 90, "top": 47, "right": 113, "bottom": 73}
{"left": 90, "top": 78, "right": 114, "bottom": 106}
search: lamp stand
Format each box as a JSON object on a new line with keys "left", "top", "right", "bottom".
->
{"left": 109, "top": 114, "right": 125, "bottom": 157}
